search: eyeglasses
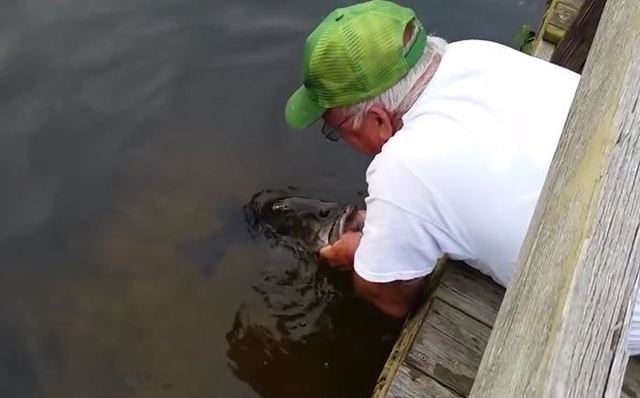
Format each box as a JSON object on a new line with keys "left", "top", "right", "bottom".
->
{"left": 321, "top": 121, "right": 341, "bottom": 142}
{"left": 320, "top": 114, "right": 352, "bottom": 142}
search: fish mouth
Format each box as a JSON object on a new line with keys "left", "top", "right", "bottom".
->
{"left": 328, "top": 206, "right": 356, "bottom": 245}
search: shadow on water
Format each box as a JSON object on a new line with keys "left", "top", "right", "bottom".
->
{"left": 225, "top": 240, "right": 403, "bottom": 398}
{"left": 226, "top": 192, "right": 403, "bottom": 397}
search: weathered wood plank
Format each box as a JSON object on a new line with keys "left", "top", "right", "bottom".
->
{"left": 542, "top": 0, "right": 581, "bottom": 44}
{"left": 435, "top": 263, "right": 504, "bottom": 327}
{"left": 559, "top": 0, "right": 585, "bottom": 10}
{"left": 622, "top": 357, "right": 640, "bottom": 398}
{"left": 551, "top": 0, "right": 607, "bottom": 73}
{"left": 386, "top": 363, "right": 463, "bottom": 398}
{"left": 532, "top": 40, "right": 556, "bottom": 61}
{"left": 407, "top": 302, "right": 492, "bottom": 396}
{"left": 543, "top": 24, "right": 567, "bottom": 45}
{"left": 529, "top": 0, "right": 559, "bottom": 53}
{"left": 470, "top": 0, "right": 640, "bottom": 396}
{"left": 429, "top": 299, "right": 492, "bottom": 354}
{"left": 548, "top": 2, "right": 579, "bottom": 33}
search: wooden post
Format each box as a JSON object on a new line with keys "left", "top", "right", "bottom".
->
{"left": 550, "top": 0, "right": 607, "bottom": 73}
{"left": 470, "top": 0, "right": 640, "bottom": 396}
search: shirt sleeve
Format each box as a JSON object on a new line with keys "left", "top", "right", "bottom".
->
{"left": 354, "top": 197, "right": 443, "bottom": 283}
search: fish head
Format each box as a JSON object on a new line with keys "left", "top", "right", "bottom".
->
{"left": 245, "top": 190, "right": 355, "bottom": 253}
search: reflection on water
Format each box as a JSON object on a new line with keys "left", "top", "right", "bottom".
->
{"left": 0, "top": 0, "right": 544, "bottom": 396}
{"left": 226, "top": 189, "right": 402, "bottom": 397}
{"left": 226, "top": 235, "right": 402, "bottom": 398}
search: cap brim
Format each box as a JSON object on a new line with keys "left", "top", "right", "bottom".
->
{"left": 285, "top": 86, "right": 325, "bottom": 129}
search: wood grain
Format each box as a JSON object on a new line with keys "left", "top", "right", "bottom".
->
{"left": 470, "top": 0, "right": 640, "bottom": 396}
{"left": 386, "top": 363, "right": 463, "bottom": 398}
{"left": 551, "top": 0, "right": 607, "bottom": 72}
{"left": 532, "top": 40, "right": 556, "bottom": 62}
{"left": 428, "top": 299, "right": 493, "bottom": 354}
{"left": 559, "top": 0, "right": 586, "bottom": 10}
{"left": 436, "top": 264, "right": 504, "bottom": 327}
{"left": 408, "top": 302, "right": 492, "bottom": 396}
{"left": 548, "top": 2, "right": 580, "bottom": 33}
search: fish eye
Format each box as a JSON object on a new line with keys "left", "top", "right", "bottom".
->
{"left": 318, "top": 209, "right": 330, "bottom": 218}
{"left": 272, "top": 202, "right": 288, "bottom": 211}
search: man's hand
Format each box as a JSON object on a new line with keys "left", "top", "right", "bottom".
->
{"left": 344, "top": 209, "right": 366, "bottom": 233}
{"left": 319, "top": 231, "right": 362, "bottom": 271}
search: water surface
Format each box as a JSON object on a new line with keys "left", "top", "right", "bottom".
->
{"left": 0, "top": 0, "right": 544, "bottom": 396}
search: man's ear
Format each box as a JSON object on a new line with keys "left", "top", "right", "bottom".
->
{"left": 366, "top": 105, "right": 393, "bottom": 141}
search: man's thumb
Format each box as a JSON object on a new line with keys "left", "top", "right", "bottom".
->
{"left": 319, "top": 244, "right": 333, "bottom": 259}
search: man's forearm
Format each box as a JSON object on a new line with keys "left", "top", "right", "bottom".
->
{"left": 351, "top": 271, "right": 426, "bottom": 318}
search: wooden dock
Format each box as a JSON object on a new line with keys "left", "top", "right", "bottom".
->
{"left": 371, "top": 261, "right": 640, "bottom": 397}
{"left": 530, "top": 0, "right": 585, "bottom": 61}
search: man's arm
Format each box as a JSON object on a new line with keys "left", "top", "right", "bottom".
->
{"left": 320, "top": 198, "right": 441, "bottom": 318}
{"left": 319, "top": 229, "right": 431, "bottom": 318}
{"left": 352, "top": 272, "right": 427, "bottom": 318}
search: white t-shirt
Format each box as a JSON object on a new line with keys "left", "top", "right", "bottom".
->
{"left": 354, "top": 39, "right": 580, "bottom": 287}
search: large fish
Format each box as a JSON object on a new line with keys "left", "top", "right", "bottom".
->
{"left": 244, "top": 189, "right": 363, "bottom": 255}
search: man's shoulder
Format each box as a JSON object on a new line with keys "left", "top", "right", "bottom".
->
{"left": 444, "top": 39, "right": 580, "bottom": 81}
{"left": 442, "top": 39, "right": 524, "bottom": 62}
{"left": 446, "top": 39, "right": 513, "bottom": 51}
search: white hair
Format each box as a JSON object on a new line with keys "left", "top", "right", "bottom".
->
{"left": 337, "top": 35, "right": 448, "bottom": 127}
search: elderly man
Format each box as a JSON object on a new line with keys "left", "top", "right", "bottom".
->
{"left": 284, "top": 0, "right": 640, "bottom": 354}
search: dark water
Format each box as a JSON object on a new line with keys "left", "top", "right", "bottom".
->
{"left": 0, "top": 0, "right": 544, "bottom": 397}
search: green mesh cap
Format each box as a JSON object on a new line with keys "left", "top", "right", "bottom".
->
{"left": 285, "top": 0, "right": 427, "bottom": 129}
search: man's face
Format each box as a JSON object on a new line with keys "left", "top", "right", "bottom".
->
{"left": 322, "top": 106, "right": 394, "bottom": 155}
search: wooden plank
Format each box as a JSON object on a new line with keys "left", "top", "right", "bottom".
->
{"left": 559, "top": 0, "right": 585, "bottom": 9}
{"left": 386, "top": 363, "right": 463, "bottom": 398}
{"left": 529, "top": 0, "right": 559, "bottom": 52}
{"left": 371, "top": 259, "right": 448, "bottom": 398}
{"left": 548, "top": 2, "right": 580, "bottom": 32}
{"left": 429, "top": 299, "right": 492, "bottom": 353}
{"left": 435, "top": 263, "right": 505, "bottom": 327}
{"left": 551, "top": 0, "right": 607, "bottom": 72}
{"left": 470, "top": 0, "right": 640, "bottom": 396}
{"left": 544, "top": 24, "right": 567, "bottom": 44}
{"left": 622, "top": 357, "right": 640, "bottom": 398}
{"left": 542, "top": 0, "right": 581, "bottom": 44}
{"left": 532, "top": 40, "right": 556, "bottom": 61}
{"left": 407, "top": 302, "right": 492, "bottom": 396}
{"left": 408, "top": 325, "right": 479, "bottom": 396}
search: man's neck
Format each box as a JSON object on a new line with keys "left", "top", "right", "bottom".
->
{"left": 391, "top": 52, "right": 443, "bottom": 132}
